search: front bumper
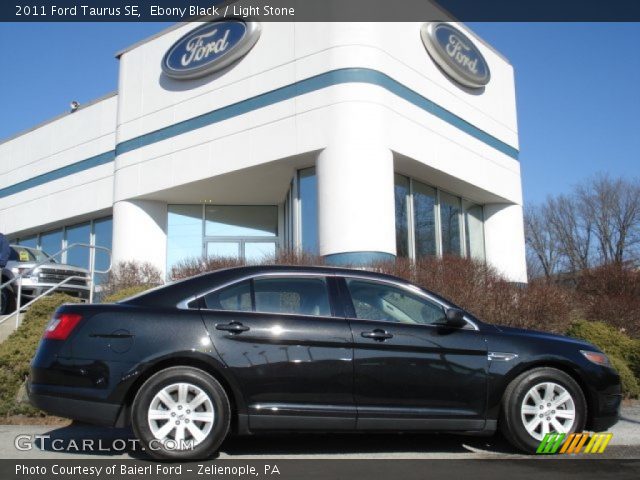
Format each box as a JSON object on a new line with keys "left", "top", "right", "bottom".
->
{"left": 21, "top": 285, "right": 90, "bottom": 301}
{"left": 27, "top": 382, "right": 121, "bottom": 426}
{"left": 589, "top": 391, "right": 622, "bottom": 431}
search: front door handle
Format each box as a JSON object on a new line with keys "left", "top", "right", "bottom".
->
{"left": 215, "top": 322, "right": 250, "bottom": 333}
{"left": 361, "top": 329, "right": 393, "bottom": 341}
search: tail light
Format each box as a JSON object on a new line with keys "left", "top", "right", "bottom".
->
{"left": 43, "top": 313, "right": 83, "bottom": 340}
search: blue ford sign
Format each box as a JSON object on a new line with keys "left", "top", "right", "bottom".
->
{"left": 162, "top": 21, "right": 261, "bottom": 80}
{"left": 421, "top": 23, "right": 490, "bottom": 88}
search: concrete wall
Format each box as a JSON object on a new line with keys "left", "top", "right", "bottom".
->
{"left": 0, "top": 95, "right": 117, "bottom": 235}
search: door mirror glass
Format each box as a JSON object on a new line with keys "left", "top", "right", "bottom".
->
{"left": 445, "top": 307, "right": 466, "bottom": 327}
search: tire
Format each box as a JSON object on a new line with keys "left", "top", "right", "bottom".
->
{"left": 131, "top": 366, "right": 231, "bottom": 460}
{"left": 499, "top": 367, "right": 587, "bottom": 453}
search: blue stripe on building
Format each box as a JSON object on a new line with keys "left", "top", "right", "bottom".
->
{"left": 1, "top": 68, "right": 518, "bottom": 199}
{"left": 117, "top": 68, "right": 519, "bottom": 159}
{"left": 0, "top": 151, "right": 115, "bottom": 199}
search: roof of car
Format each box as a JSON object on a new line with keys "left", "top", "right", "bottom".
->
{"left": 122, "top": 264, "right": 417, "bottom": 307}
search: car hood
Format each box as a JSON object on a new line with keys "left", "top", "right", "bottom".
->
{"left": 6, "top": 260, "right": 89, "bottom": 274}
{"left": 493, "top": 325, "right": 597, "bottom": 350}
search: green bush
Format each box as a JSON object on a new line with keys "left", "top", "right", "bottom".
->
{"left": 0, "top": 294, "right": 79, "bottom": 417}
{"left": 567, "top": 319, "right": 640, "bottom": 397}
{"left": 566, "top": 320, "right": 640, "bottom": 372}
{"left": 102, "top": 284, "right": 154, "bottom": 303}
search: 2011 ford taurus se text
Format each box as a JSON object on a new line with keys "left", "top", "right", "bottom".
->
{"left": 28, "top": 266, "right": 621, "bottom": 459}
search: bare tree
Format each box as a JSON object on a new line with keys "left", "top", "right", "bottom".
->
{"left": 546, "top": 194, "right": 592, "bottom": 273}
{"left": 524, "top": 204, "right": 559, "bottom": 278}
{"left": 524, "top": 174, "right": 640, "bottom": 279}
{"left": 577, "top": 174, "right": 640, "bottom": 265}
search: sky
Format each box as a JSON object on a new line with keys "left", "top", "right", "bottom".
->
{"left": 0, "top": 22, "right": 638, "bottom": 205}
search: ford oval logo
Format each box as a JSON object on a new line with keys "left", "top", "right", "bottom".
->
{"left": 162, "top": 20, "right": 261, "bottom": 80}
{"left": 421, "top": 23, "right": 490, "bottom": 89}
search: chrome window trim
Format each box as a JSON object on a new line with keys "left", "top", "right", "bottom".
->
{"left": 177, "top": 270, "right": 480, "bottom": 331}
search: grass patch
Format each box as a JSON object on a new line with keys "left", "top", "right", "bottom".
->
{"left": 0, "top": 294, "right": 79, "bottom": 417}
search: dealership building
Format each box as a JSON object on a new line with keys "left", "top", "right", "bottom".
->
{"left": 0, "top": 21, "right": 527, "bottom": 283}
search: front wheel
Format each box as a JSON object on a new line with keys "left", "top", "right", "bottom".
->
{"left": 131, "top": 366, "right": 231, "bottom": 460}
{"left": 500, "top": 367, "right": 587, "bottom": 453}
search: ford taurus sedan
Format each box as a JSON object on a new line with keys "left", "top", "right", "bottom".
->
{"left": 28, "top": 265, "right": 621, "bottom": 459}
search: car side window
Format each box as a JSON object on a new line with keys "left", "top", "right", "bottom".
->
{"left": 203, "top": 280, "right": 252, "bottom": 312}
{"left": 345, "top": 278, "right": 447, "bottom": 326}
{"left": 254, "top": 277, "right": 331, "bottom": 317}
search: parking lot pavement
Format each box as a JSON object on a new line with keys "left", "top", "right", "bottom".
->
{"left": 1, "top": 403, "right": 638, "bottom": 460}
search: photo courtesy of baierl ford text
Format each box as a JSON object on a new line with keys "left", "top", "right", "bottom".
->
{"left": 0, "top": 1, "right": 639, "bottom": 479}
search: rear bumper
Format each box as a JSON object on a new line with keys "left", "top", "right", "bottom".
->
{"left": 27, "top": 382, "right": 120, "bottom": 426}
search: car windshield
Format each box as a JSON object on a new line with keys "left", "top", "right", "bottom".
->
{"left": 9, "top": 246, "right": 56, "bottom": 263}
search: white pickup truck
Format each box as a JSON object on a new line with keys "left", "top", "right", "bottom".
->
{"left": 1, "top": 245, "right": 90, "bottom": 314}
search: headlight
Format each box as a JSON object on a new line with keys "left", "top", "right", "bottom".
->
{"left": 580, "top": 350, "right": 611, "bottom": 367}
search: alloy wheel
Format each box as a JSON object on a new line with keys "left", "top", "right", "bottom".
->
{"left": 147, "top": 382, "right": 215, "bottom": 448}
{"left": 520, "top": 381, "right": 576, "bottom": 440}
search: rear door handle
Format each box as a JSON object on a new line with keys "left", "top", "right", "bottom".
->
{"left": 361, "top": 329, "right": 393, "bottom": 341}
{"left": 215, "top": 322, "right": 250, "bottom": 333}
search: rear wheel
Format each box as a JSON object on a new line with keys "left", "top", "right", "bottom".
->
{"left": 131, "top": 366, "right": 230, "bottom": 460}
{"left": 500, "top": 367, "right": 586, "bottom": 453}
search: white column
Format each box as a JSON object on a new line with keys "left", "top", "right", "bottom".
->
{"left": 483, "top": 203, "right": 528, "bottom": 283}
{"left": 111, "top": 200, "right": 168, "bottom": 277}
{"left": 316, "top": 140, "right": 396, "bottom": 264}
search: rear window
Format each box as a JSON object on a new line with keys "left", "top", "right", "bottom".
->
{"left": 202, "top": 276, "right": 332, "bottom": 317}
{"left": 254, "top": 277, "right": 331, "bottom": 317}
{"left": 204, "top": 280, "right": 252, "bottom": 312}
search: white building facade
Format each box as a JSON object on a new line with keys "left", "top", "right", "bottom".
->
{"left": 0, "top": 21, "right": 527, "bottom": 283}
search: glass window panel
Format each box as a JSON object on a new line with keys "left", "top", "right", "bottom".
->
{"left": 204, "top": 280, "right": 252, "bottom": 311}
{"left": 65, "top": 223, "right": 91, "bottom": 269}
{"left": 464, "top": 203, "right": 485, "bottom": 261}
{"left": 93, "top": 217, "right": 113, "bottom": 285}
{"left": 346, "top": 279, "right": 446, "bottom": 325}
{"left": 205, "top": 206, "right": 277, "bottom": 237}
{"left": 254, "top": 277, "right": 331, "bottom": 317}
{"left": 207, "top": 242, "right": 240, "bottom": 259}
{"left": 439, "top": 192, "right": 462, "bottom": 256}
{"left": 245, "top": 242, "right": 276, "bottom": 263}
{"left": 39, "top": 230, "right": 63, "bottom": 262}
{"left": 18, "top": 236, "right": 37, "bottom": 248}
{"left": 413, "top": 181, "right": 437, "bottom": 257}
{"left": 167, "top": 205, "right": 203, "bottom": 270}
{"left": 394, "top": 174, "right": 410, "bottom": 257}
{"left": 299, "top": 168, "right": 319, "bottom": 255}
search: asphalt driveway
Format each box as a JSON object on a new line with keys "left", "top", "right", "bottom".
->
{"left": 1, "top": 402, "right": 638, "bottom": 460}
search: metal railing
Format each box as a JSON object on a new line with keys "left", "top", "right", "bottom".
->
{"left": 0, "top": 243, "right": 112, "bottom": 328}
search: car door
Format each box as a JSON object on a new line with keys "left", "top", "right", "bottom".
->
{"left": 199, "top": 274, "right": 355, "bottom": 430}
{"left": 338, "top": 276, "right": 488, "bottom": 431}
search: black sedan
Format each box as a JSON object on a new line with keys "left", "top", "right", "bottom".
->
{"left": 28, "top": 265, "right": 621, "bottom": 459}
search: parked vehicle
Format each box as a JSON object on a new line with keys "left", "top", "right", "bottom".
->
{"left": 1, "top": 245, "right": 90, "bottom": 314}
{"left": 28, "top": 265, "right": 621, "bottom": 459}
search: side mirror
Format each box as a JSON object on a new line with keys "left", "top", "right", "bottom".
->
{"left": 445, "top": 308, "right": 467, "bottom": 327}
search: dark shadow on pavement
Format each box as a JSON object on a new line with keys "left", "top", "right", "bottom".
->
{"left": 34, "top": 422, "right": 521, "bottom": 458}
